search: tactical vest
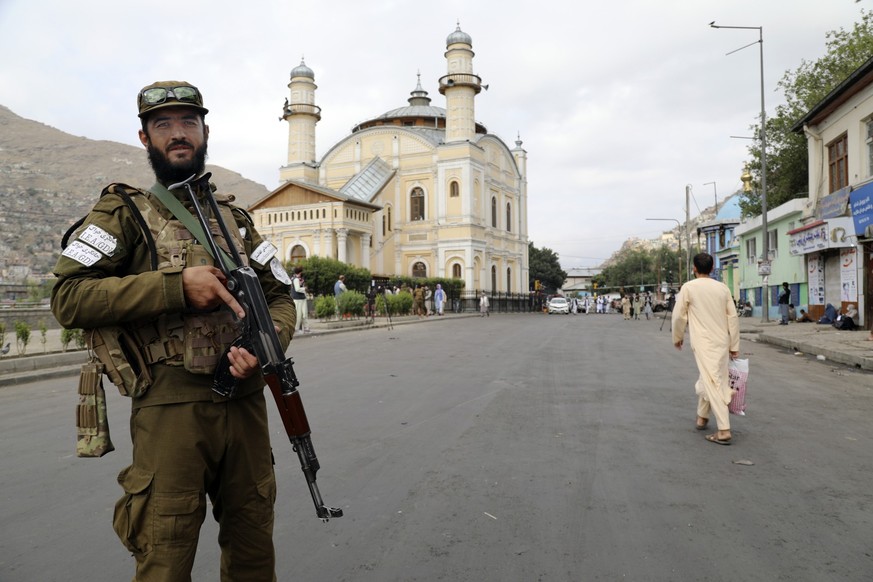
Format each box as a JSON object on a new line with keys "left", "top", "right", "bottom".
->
{"left": 91, "top": 183, "right": 250, "bottom": 383}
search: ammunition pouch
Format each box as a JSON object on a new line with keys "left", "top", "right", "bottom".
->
{"left": 87, "top": 327, "right": 152, "bottom": 398}
{"left": 76, "top": 359, "right": 115, "bottom": 457}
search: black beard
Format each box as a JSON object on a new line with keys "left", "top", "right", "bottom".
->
{"left": 147, "top": 141, "right": 208, "bottom": 185}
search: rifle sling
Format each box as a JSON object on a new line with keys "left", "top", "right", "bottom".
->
{"left": 148, "top": 181, "right": 236, "bottom": 272}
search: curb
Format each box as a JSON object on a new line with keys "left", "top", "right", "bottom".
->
{"left": 0, "top": 313, "right": 481, "bottom": 387}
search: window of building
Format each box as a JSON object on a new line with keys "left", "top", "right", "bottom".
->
{"left": 506, "top": 202, "right": 512, "bottom": 232}
{"left": 491, "top": 265, "right": 497, "bottom": 291}
{"left": 412, "top": 262, "right": 427, "bottom": 278}
{"left": 450, "top": 181, "right": 459, "bottom": 198}
{"left": 290, "top": 245, "right": 306, "bottom": 264}
{"left": 410, "top": 188, "right": 424, "bottom": 221}
{"left": 746, "top": 237, "right": 757, "bottom": 265}
{"left": 828, "top": 133, "right": 848, "bottom": 193}
{"left": 491, "top": 197, "right": 498, "bottom": 228}
{"left": 382, "top": 215, "right": 386, "bottom": 236}
{"left": 506, "top": 267, "right": 512, "bottom": 292}
{"left": 767, "top": 228, "right": 778, "bottom": 259}
{"left": 452, "top": 263, "right": 462, "bottom": 279}
{"left": 387, "top": 206, "right": 392, "bottom": 231}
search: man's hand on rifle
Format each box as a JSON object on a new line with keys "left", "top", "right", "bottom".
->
{"left": 182, "top": 266, "right": 246, "bottom": 318}
{"left": 227, "top": 345, "right": 260, "bottom": 379}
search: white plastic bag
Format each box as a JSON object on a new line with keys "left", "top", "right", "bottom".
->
{"left": 728, "top": 358, "right": 749, "bottom": 415}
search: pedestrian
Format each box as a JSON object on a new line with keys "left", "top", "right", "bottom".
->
{"left": 413, "top": 284, "right": 426, "bottom": 318}
{"left": 50, "top": 81, "right": 296, "bottom": 578}
{"left": 291, "top": 266, "right": 309, "bottom": 332}
{"left": 632, "top": 294, "right": 642, "bottom": 320}
{"left": 434, "top": 283, "right": 446, "bottom": 316}
{"left": 621, "top": 295, "right": 631, "bottom": 320}
{"left": 643, "top": 293, "right": 653, "bottom": 320}
{"left": 425, "top": 285, "right": 433, "bottom": 316}
{"left": 672, "top": 253, "right": 740, "bottom": 446}
{"left": 479, "top": 291, "right": 490, "bottom": 316}
{"left": 334, "top": 274, "right": 347, "bottom": 300}
{"left": 778, "top": 282, "right": 791, "bottom": 325}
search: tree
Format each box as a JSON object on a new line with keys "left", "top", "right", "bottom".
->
{"left": 594, "top": 245, "right": 682, "bottom": 292}
{"left": 742, "top": 10, "right": 873, "bottom": 216}
{"left": 528, "top": 242, "right": 567, "bottom": 294}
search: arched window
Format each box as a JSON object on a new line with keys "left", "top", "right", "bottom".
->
{"left": 452, "top": 263, "right": 462, "bottom": 279}
{"left": 412, "top": 262, "right": 427, "bottom": 278}
{"left": 491, "top": 265, "right": 497, "bottom": 291}
{"left": 387, "top": 206, "right": 392, "bottom": 231}
{"left": 506, "top": 202, "right": 512, "bottom": 233}
{"left": 290, "top": 245, "right": 306, "bottom": 265}
{"left": 382, "top": 215, "right": 386, "bottom": 236}
{"left": 450, "top": 181, "right": 460, "bottom": 198}
{"left": 491, "top": 197, "right": 497, "bottom": 228}
{"left": 410, "top": 187, "right": 425, "bottom": 221}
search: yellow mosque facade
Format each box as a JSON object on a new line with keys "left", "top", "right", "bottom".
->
{"left": 249, "top": 25, "right": 530, "bottom": 293}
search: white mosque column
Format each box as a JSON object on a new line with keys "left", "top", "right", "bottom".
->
{"left": 360, "top": 233, "right": 371, "bottom": 270}
{"left": 336, "top": 228, "right": 349, "bottom": 263}
{"left": 325, "top": 229, "right": 334, "bottom": 259}
{"left": 312, "top": 228, "right": 321, "bottom": 256}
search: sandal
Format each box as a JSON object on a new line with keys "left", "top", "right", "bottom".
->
{"left": 705, "top": 433, "right": 732, "bottom": 446}
{"left": 695, "top": 418, "right": 709, "bottom": 431}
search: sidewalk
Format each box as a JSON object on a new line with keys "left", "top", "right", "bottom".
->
{"left": 0, "top": 312, "right": 479, "bottom": 387}
{"left": 738, "top": 317, "right": 873, "bottom": 371}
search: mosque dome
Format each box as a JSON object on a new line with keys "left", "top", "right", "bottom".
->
{"left": 290, "top": 59, "right": 314, "bottom": 79}
{"left": 446, "top": 24, "right": 472, "bottom": 46}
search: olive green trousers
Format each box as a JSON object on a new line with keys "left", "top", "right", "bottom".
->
{"left": 113, "top": 392, "right": 277, "bottom": 582}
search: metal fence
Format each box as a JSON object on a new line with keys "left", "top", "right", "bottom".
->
{"left": 446, "top": 290, "right": 541, "bottom": 314}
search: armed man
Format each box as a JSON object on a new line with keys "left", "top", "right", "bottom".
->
{"left": 51, "top": 81, "right": 297, "bottom": 581}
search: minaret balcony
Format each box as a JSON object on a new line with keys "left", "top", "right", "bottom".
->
{"left": 438, "top": 73, "right": 482, "bottom": 95}
{"left": 283, "top": 103, "right": 322, "bottom": 121}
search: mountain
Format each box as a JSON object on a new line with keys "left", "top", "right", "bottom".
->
{"left": 0, "top": 105, "right": 270, "bottom": 280}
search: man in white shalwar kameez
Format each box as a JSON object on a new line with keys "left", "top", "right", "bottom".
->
{"left": 672, "top": 253, "right": 740, "bottom": 445}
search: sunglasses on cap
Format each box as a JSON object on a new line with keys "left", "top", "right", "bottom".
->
{"left": 138, "top": 85, "right": 203, "bottom": 109}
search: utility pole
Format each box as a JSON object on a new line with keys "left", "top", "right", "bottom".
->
{"left": 685, "top": 184, "right": 692, "bottom": 283}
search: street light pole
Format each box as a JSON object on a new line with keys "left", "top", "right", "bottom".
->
{"left": 710, "top": 21, "right": 769, "bottom": 322}
{"left": 703, "top": 181, "right": 718, "bottom": 214}
{"left": 646, "top": 218, "right": 683, "bottom": 286}
{"left": 685, "top": 184, "right": 692, "bottom": 285}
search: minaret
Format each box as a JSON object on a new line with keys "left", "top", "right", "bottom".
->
{"left": 438, "top": 24, "right": 481, "bottom": 142}
{"left": 279, "top": 59, "right": 320, "bottom": 184}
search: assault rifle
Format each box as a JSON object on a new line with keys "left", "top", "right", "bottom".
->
{"left": 169, "top": 174, "right": 343, "bottom": 521}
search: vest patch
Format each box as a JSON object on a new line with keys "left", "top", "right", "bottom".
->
{"left": 270, "top": 257, "right": 292, "bottom": 285}
{"left": 251, "top": 241, "right": 277, "bottom": 266}
{"left": 79, "top": 224, "right": 118, "bottom": 257}
{"left": 62, "top": 240, "right": 103, "bottom": 266}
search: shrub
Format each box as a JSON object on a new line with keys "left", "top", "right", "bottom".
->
{"left": 314, "top": 295, "right": 336, "bottom": 320}
{"left": 61, "top": 328, "right": 77, "bottom": 352}
{"left": 39, "top": 321, "right": 48, "bottom": 353}
{"left": 387, "top": 292, "right": 413, "bottom": 316}
{"left": 337, "top": 290, "right": 366, "bottom": 317}
{"left": 15, "top": 321, "right": 31, "bottom": 355}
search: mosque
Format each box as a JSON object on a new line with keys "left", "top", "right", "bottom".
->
{"left": 248, "top": 24, "right": 530, "bottom": 293}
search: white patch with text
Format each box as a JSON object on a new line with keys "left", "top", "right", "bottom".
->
{"left": 62, "top": 240, "right": 103, "bottom": 266}
{"left": 251, "top": 241, "right": 277, "bottom": 266}
{"left": 270, "top": 257, "right": 292, "bottom": 285}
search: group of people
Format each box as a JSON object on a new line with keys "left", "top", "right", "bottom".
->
{"left": 619, "top": 292, "right": 655, "bottom": 321}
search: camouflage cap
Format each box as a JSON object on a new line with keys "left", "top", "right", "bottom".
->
{"left": 137, "top": 80, "right": 209, "bottom": 119}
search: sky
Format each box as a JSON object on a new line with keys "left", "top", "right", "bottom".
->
{"left": 0, "top": 0, "right": 867, "bottom": 269}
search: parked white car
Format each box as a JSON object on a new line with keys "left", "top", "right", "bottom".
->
{"left": 547, "top": 297, "right": 569, "bottom": 314}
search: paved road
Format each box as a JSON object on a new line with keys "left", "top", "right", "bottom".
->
{"left": 1, "top": 314, "right": 872, "bottom": 581}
